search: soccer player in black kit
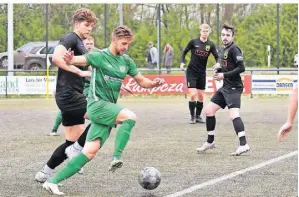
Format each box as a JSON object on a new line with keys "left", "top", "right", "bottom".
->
{"left": 197, "top": 24, "right": 250, "bottom": 156}
{"left": 35, "top": 8, "right": 97, "bottom": 182}
{"left": 180, "top": 24, "right": 219, "bottom": 124}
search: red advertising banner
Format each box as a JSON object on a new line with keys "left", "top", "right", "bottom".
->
{"left": 121, "top": 75, "right": 251, "bottom": 95}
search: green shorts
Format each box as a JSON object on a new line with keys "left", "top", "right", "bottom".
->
{"left": 86, "top": 100, "right": 124, "bottom": 142}
{"left": 86, "top": 124, "right": 111, "bottom": 145}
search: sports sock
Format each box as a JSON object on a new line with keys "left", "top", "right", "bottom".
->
{"left": 46, "top": 140, "right": 74, "bottom": 169}
{"left": 206, "top": 116, "right": 216, "bottom": 143}
{"left": 196, "top": 101, "right": 203, "bottom": 118}
{"left": 113, "top": 119, "right": 136, "bottom": 159}
{"left": 189, "top": 101, "right": 196, "bottom": 118}
{"left": 232, "top": 117, "right": 247, "bottom": 146}
{"left": 52, "top": 111, "right": 62, "bottom": 132}
{"left": 48, "top": 153, "right": 89, "bottom": 184}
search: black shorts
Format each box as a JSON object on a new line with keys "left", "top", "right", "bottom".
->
{"left": 56, "top": 93, "right": 87, "bottom": 126}
{"left": 186, "top": 68, "right": 206, "bottom": 90}
{"left": 61, "top": 108, "right": 86, "bottom": 126}
{"left": 211, "top": 88, "right": 242, "bottom": 109}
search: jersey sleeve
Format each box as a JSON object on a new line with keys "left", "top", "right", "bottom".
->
{"left": 210, "top": 42, "right": 219, "bottom": 62}
{"left": 85, "top": 51, "right": 102, "bottom": 69}
{"left": 59, "top": 33, "right": 77, "bottom": 50}
{"left": 223, "top": 47, "right": 245, "bottom": 78}
{"left": 181, "top": 39, "right": 193, "bottom": 63}
{"left": 126, "top": 56, "right": 139, "bottom": 77}
{"left": 232, "top": 47, "right": 244, "bottom": 65}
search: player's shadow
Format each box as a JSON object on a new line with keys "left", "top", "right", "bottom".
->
{"left": 140, "top": 194, "right": 158, "bottom": 197}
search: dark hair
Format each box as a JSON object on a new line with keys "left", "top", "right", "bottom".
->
{"left": 72, "top": 8, "right": 97, "bottom": 25}
{"left": 112, "top": 25, "right": 134, "bottom": 40}
{"left": 222, "top": 24, "right": 235, "bottom": 35}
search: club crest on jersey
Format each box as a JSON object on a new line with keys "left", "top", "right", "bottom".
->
{"left": 205, "top": 45, "right": 210, "bottom": 51}
{"left": 119, "top": 65, "right": 126, "bottom": 72}
{"left": 224, "top": 51, "right": 228, "bottom": 59}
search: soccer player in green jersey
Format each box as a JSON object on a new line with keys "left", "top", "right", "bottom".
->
{"left": 42, "top": 25, "right": 165, "bottom": 195}
{"left": 48, "top": 36, "right": 95, "bottom": 136}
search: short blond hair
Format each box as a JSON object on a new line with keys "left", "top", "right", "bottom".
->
{"left": 84, "top": 35, "right": 94, "bottom": 42}
{"left": 200, "top": 24, "right": 211, "bottom": 33}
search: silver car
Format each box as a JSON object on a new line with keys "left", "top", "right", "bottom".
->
{"left": 23, "top": 41, "right": 59, "bottom": 70}
{"left": 0, "top": 41, "right": 47, "bottom": 69}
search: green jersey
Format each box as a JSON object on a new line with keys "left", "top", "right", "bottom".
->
{"left": 85, "top": 48, "right": 139, "bottom": 103}
{"left": 83, "top": 48, "right": 102, "bottom": 97}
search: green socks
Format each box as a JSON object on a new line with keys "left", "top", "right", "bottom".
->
{"left": 52, "top": 111, "right": 62, "bottom": 132}
{"left": 48, "top": 153, "right": 89, "bottom": 184}
{"left": 113, "top": 119, "right": 136, "bottom": 159}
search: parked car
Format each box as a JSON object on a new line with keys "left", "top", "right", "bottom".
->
{"left": 0, "top": 41, "right": 46, "bottom": 69}
{"left": 23, "top": 41, "right": 59, "bottom": 70}
{"left": 294, "top": 53, "right": 298, "bottom": 68}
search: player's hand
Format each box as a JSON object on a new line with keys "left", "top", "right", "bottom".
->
{"left": 152, "top": 78, "right": 165, "bottom": 87}
{"left": 277, "top": 122, "right": 293, "bottom": 142}
{"left": 213, "top": 63, "right": 221, "bottom": 72}
{"left": 78, "top": 71, "right": 91, "bottom": 77}
{"left": 180, "top": 63, "right": 185, "bottom": 71}
{"left": 213, "top": 73, "right": 224, "bottom": 81}
{"left": 63, "top": 48, "right": 74, "bottom": 64}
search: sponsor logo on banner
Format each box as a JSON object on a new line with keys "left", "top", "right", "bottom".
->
{"left": 121, "top": 75, "right": 251, "bottom": 95}
{"left": 0, "top": 77, "right": 19, "bottom": 94}
{"left": 252, "top": 75, "right": 297, "bottom": 94}
{"left": 276, "top": 78, "right": 294, "bottom": 91}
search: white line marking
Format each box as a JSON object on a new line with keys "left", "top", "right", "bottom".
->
{"left": 164, "top": 151, "right": 298, "bottom": 197}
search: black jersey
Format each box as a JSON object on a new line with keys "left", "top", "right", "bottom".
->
{"left": 55, "top": 32, "right": 88, "bottom": 111}
{"left": 218, "top": 42, "right": 245, "bottom": 91}
{"left": 181, "top": 38, "right": 219, "bottom": 73}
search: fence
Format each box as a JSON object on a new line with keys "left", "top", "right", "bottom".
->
{"left": 0, "top": 68, "right": 297, "bottom": 98}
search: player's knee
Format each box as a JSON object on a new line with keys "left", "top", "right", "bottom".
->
{"left": 197, "top": 93, "right": 204, "bottom": 101}
{"left": 229, "top": 110, "right": 240, "bottom": 120}
{"left": 83, "top": 141, "right": 100, "bottom": 160}
{"left": 123, "top": 109, "right": 137, "bottom": 121}
{"left": 204, "top": 106, "right": 214, "bottom": 116}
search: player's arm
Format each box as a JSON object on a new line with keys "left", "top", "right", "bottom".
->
{"left": 211, "top": 43, "right": 220, "bottom": 63}
{"left": 286, "top": 83, "right": 298, "bottom": 124}
{"left": 278, "top": 83, "right": 298, "bottom": 141}
{"left": 52, "top": 45, "right": 75, "bottom": 73}
{"left": 181, "top": 40, "right": 192, "bottom": 64}
{"left": 68, "top": 55, "right": 88, "bottom": 66}
{"left": 223, "top": 48, "right": 245, "bottom": 78}
{"left": 133, "top": 74, "right": 164, "bottom": 88}
{"left": 127, "top": 56, "right": 164, "bottom": 88}
{"left": 64, "top": 51, "right": 101, "bottom": 67}
{"left": 69, "top": 65, "right": 91, "bottom": 77}
{"left": 180, "top": 40, "right": 193, "bottom": 69}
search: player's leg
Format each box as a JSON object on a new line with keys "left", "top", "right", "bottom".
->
{"left": 35, "top": 109, "right": 85, "bottom": 183}
{"left": 43, "top": 124, "right": 111, "bottom": 195}
{"left": 195, "top": 75, "right": 206, "bottom": 123}
{"left": 64, "top": 121, "right": 91, "bottom": 174}
{"left": 225, "top": 92, "right": 250, "bottom": 156}
{"left": 186, "top": 68, "right": 198, "bottom": 124}
{"left": 65, "top": 122, "right": 91, "bottom": 159}
{"left": 109, "top": 108, "right": 136, "bottom": 172}
{"left": 86, "top": 100, "right": 130, "bottom": 172}
{"left": 49, "top": 111, "right": 62, "bottom": 136}
{"left": 197, "top": 90, "right": 225, "bottom": 152}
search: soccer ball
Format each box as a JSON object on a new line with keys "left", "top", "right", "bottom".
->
{"left": 138, "top": 167, "right": 161, "bottom": 190}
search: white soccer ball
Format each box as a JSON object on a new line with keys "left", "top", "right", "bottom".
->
{"left": 138, "top": 167, "right": 161, "bottom": 190}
